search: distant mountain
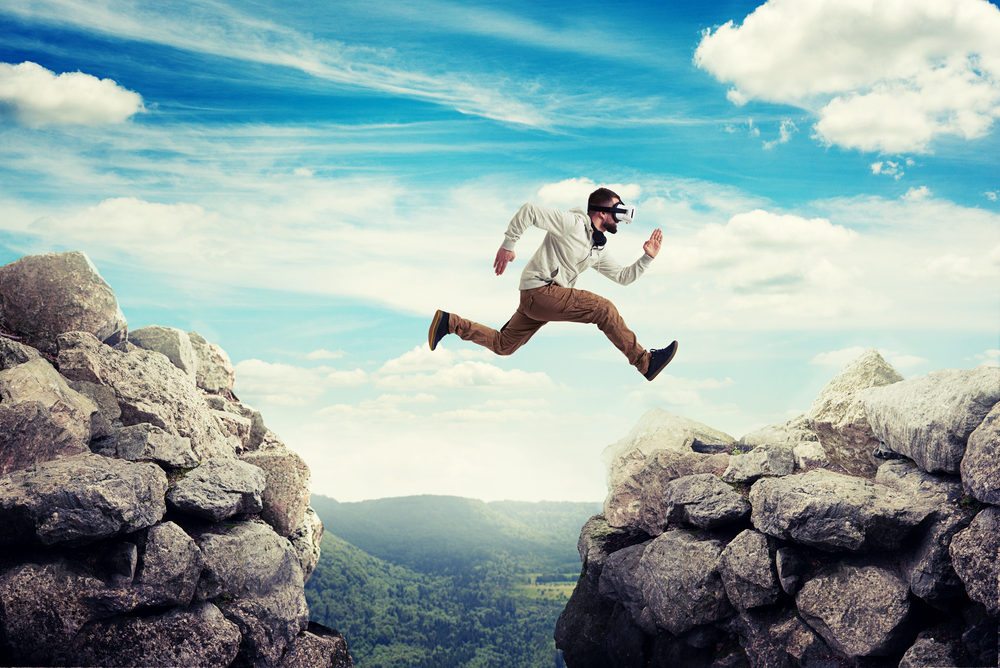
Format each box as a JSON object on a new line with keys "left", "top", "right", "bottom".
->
{"left": 310, "top": 495, "right": 602, "bottom": 576}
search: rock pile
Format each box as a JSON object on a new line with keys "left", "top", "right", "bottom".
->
{"left": 557, "top": 351, "right": 999, "bottom": 668}
{"left": 0, "top": 251, "right": 352, "bottom": 668}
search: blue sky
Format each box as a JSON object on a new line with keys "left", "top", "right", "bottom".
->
{"left": 1, "top": 0, "right": 998, "bottom": 503}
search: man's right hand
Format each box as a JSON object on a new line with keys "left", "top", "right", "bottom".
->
{"left": 494, "top": 248, "right": 516, "bottom": 276}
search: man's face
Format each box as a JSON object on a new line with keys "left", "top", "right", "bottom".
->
{"left": 602, "top": 199, "right": 621, "bottom": 235}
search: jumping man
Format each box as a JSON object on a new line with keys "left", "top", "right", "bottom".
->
{"left": 428, "top": 187, "right": 678, "bottom": 381}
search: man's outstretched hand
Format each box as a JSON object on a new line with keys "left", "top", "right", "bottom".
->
{"left": 494, "top": 248, "right": 516, "bottom": 275}
{"left": 643, "top": 229, "right": 663, "bottom": 258}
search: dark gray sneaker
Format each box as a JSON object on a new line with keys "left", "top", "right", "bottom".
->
{"left": 429, "top": 310, "right": 451, "bottom": 351}
{"left": 643, "top": 341, "right": 678, "bottom": 381}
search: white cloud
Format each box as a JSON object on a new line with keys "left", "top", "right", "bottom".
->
{"left": 871, "top": 161, "right": 904, "bottom": 180}
{"left": 293, "top": 168, "right": 314, "bottom": 178}
{"left": 377, "top": 358, "right": 555, "bottom": 391}
{"left": 233, "top": 359, "right": 329, "bottom": 406}
{"left": 809, "top": 347, "right": 928, "bottom": 369}
{"left": 626, "top": 374, "right": 737, "bottom": 407}
{"left": 326, "top": 369, "right": 369, "bottom": 387}
{"left": 902, "top": 186, "right": 931, "bottom": 201}
{"left": 985, "top": 191, "right": 998, "bottom": 201}
{"left": 0, "top": 61, "right": 144, "bottom": 127}
{"left": 762, "top": 119, "right": 797, "bottom": 150}
{"left": 306, "top": 349, "right": 345, "bottom": 360}
{"left": 925, "top": 252, "right": 1000, "bottom": 282}
{"left": 694, "top": 0, "right": 1000, "bottom": 153}
{"left": 536, "top": 178, "right": 642, "bottom": 208}
{"left": 969, "top": 349, "right": 1000, "bottom": 367}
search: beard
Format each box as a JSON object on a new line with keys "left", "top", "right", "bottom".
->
{"left": 605, "top": 222, "right": 618, "bottom": 234}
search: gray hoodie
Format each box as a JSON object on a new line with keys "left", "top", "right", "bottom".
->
{"left": 500, "top": 203, "right": 654, "bottom": 291}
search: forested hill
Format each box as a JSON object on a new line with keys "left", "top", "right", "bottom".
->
{"left": 309, "top": 495, "right": 601, "bottom": 575}
{"left": 306, "top": 495, "right": 603, "bottom": 668}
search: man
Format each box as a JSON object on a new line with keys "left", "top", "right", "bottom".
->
{"left": 428, "top": 187, "right": 678, "bottom": 381}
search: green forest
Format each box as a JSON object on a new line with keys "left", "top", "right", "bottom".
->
{"left": 306, "top": 495, "right": 602, "bottom": 668}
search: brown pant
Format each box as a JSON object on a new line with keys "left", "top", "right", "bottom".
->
{"left": 450, "top": 284, "right": 650, "bottom": 374}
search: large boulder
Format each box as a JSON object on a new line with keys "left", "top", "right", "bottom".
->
{"left": 805, "top": 348, "right": 903, "bottom": 476}
{"left": 738, "top": 414, "right": 819, "bottom": 449}
{"left": 861, "top": 366, "right": 1000, "bottom": 474}
{"left": 0, "top": 337, "right": 40, "bottom": 370}
{"left": 289, "top": 507, "right": 324, "bottom": 584}
{"left": 961, "top": 401, "right": 1000, "bottom": 504}
{"left": 0, "top": 357, "right": 104, "bottom": 475}
{"left": 748, "top": 469, "right": 935, "bottom": 552}
{"left": 554, "top": 565, "right": 626, "bottom": 668}
{"left": 605, "top": 448, "right": 729, "bottom": 528}
{"left": 643, "top": 473, "right": 749, "bottom": 534}
{"left": 796, "top": 560, "right": 914, "bottom": 658}
{"left": 280, "top": 623, "right": 354, "bottom": 668}
{"left": 601, "top": 409, "right": 734, "bottom": 491}
{"left": 167, "top": 458, "right": 267, "bottom": 522}
{"left": 898, "top": 636, "right": 956, "bottom": 668}
{"left": 194, "top": 521, "right": 309, "bottom": 668}
{"left": 575, "top": 514, "right": 650, "bottom": 588}
{"left": 718, "top": 530, "right": 782, "bottom": 610}
{"left": 901, "top": 507, "right": 971, "bottom": 604}
{"left": 0, "top": 453, "right": 167, "bottom": 547}
{"left": 635, "top": 530, "right": 733, "bottom": 635}
{"left": 0, "top": 251, "right": 127, "bottom": 354}
{"left": 720, "top": 444, "right": 794, "bottom": 483}
{"left": 129, "top": 325, "right": 198, "bottom": 381}
{"left": 948, "top": 506, "right": 999, "bottom": 617}
{"left": 107, "top": 422, "right": 199, "bottom": 468}
{"left": 57, "top": 331, "right": 237, "bottom": 460}
{"left": 241, "top": 446, "right": 312, "bottom": 537}
{"left": 132, "top": 521, "right": 205, "bottom": 609}
{"left": 597, "top": 542, "right": 655, "bottom": 634}
{"left": 65, "top": 602, "right": 241, "bottom": 668}
{"left": 190, "top": 330, "right": 236, "bottom": 395}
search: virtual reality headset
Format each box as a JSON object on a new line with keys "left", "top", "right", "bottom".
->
{"left": 588, "top": 201, "right": 635, "bottom": 224}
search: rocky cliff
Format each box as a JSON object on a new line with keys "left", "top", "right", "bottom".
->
{"left": 556, "top": 349, "right": 999, "bottom": 667}
{"left": 0, "top": 251, "right": 353, "bottom": 668}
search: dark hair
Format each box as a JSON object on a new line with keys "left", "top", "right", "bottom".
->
{"left": 588, "top": 187, "right": 620, "bottom": 210}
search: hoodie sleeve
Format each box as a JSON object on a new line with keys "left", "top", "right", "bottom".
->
{"left": 593, "top": 249, "right": 654, "bottom": 286}
{"left": 500, "top": 203, "right": 578, "bottom": 251}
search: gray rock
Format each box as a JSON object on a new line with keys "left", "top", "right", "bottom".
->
{"left": 115, "top": 422, "right": 200, "bottom": 467}
{"left": 739, "top": 413, "right": 819, "bottom": 449}
{"left": 190, "top": 330, "right": 236, "bottom": 395}
{"left": 598, "top": 542, "right": 654, "bottom": 634}
{"left": 280, "top": 623, "right": 355, "bottom": 668}
{"left": 962, "top": 401, "right": 1000, "bottom": 504}
{"left": 898, "top": 636, "right": 956, "bottom": 668}
{"left": 768, "top": 611, "right": 827, "bottom": 664}
{"left": 134, "top": 521, "right": 204, "bottom": 608}
{"left": 214, "top": 408, "right": 254, "bottom": 448}
{"left": 720, "top": 444, "right": 794, "bottom": 483}
{"left": 289, "top": 507, "right": 324, "bottom": 584}
{"left": 68, "top": 379, "right": 121, "bottom": 423}
{"left": 749, "top": 469, "right": 935, "bottom": 552}
{"left": 901, "top": 507, "right": 971, "bottom": 604}
{"left": 605, "top": 448, "right": 730, "bottom": 529}
{"left": 644, "top": 473, "right": 749, "bottom": 533}
{"left": 875, "top": 460, "right": 964, "bottom": 505}
{"left": 719, "top": 530, "right": 782, "bottom": 610}
{"left": 602, "top": 408, "right": 734, "bottom": 491}
{"left": 0, "top": 558, "right": 114, "bottom": 665}
{"left": 129, "top": 325, "right": 198, "bottom": 381}
{"left": 775, "top": 547, "right": 807, "bottom": 596}
{"left": 194, "top": 521, "right": 308, "bottom": 668}
{"left": 103, "top": 541, "right": 138, "bottom": 585}
{"left": 575, "top": 514, "right": 649, "bottom": 588}
{"left": 554, "top": 565, "right": 624, "bottom": 668}
{"left": 65, "top": 602, "right": 241, "bottom": 668}
{"left": 167, "top": 458, "right": 266, "bottom": 522}
{"left": 0, "top": 357, "right": 103, "bottom": 475}
{"left": 0, "top": 337, "right": 40, "bottom": 370}
{"left": 791, "top": 441, "right": 828, "bottom": 469}
{"left": 637, "top": 530, "right": 733, "bottom": 635}
{"left": 805, "top": 348, "right": 904, "bottom": 476}
{"left": 0, "top": 453, "right": 167, "bottom": 547}
{"left": 58, "top": 331, "right": 238, "bottom": 460}
{"left": 796, "top": 560, "right": 914, "bottom": 658}
{"left": 0, "top": 251, "right": 127, "bottom": 354}
{"left": 241, "top": 446, "right": 311, "bottom": 537}
{"left": 948, "top": 506, "right": 1000, "bottom": 617}
{"left": 862, "top": 366, "right": 1000, "bottom": 474}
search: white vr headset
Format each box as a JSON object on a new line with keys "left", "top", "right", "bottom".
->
{"left": 589, "top": 202, "right": 636, "bottom": 224}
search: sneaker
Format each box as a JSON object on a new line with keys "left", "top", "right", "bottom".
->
{"left": 428, "top": 310, "right": 451, "bottom": 351}
{"left": 643, "top": 341, "right": 678, "bottom": 381}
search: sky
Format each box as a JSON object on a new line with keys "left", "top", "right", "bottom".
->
{"left": 1, "top": 0, "right": 998, "bottom": 504}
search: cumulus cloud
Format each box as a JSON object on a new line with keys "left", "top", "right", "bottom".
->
{"left": 871, "top": 161, "right": 904, "bottom": 180}
{"left": 694, "top": 0, "right": 1000, "bottom": 153}
{"left": 968, "top": 349, "right": 1000, "bottom": 367}
{"left": 0, "top": 61, "right": 144, "bottom": 127}
{"left": 924, "top": 251, "right": 1000, "bottom": 282}
{"left": 810, "top": 347, "right": 928, "bottom": 369}
{"left": 233, "top": 359, "right": 329, "bottom": 406}
{"left": 537, "top": 178, "right": 642, "bottom": 208}
{"left": 626, "top": 374, "right": 737, "bottom": 407}
{"left": 985, "top": 191, "right": 998, "bottom": 201}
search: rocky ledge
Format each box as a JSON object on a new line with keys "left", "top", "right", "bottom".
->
{"left": 0, "top": 251, "right": 352, "bottom": 668}
{"left": 557, "top": 348, "right": 999, "bottom": 668}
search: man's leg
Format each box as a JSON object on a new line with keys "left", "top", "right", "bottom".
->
{"left": 449, "top": 290, "right": 545, "bottom": 356}
{"left": 523, "top": 283, "right": 651, "bottom": 374}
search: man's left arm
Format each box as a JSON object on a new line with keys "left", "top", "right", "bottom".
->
{"left": 597, "top": 229, "right": 662, "bottom": 285}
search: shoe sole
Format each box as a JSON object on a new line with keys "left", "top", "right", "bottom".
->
{"left": 429, "top": 310, "right": 447, "bottom": 350}
{"left": 645, "top": 341, "right": 678, "bottom": 381}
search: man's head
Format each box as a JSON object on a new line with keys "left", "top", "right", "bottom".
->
{"left": 588, "top": 187, "right": 622, "bottom": 234}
